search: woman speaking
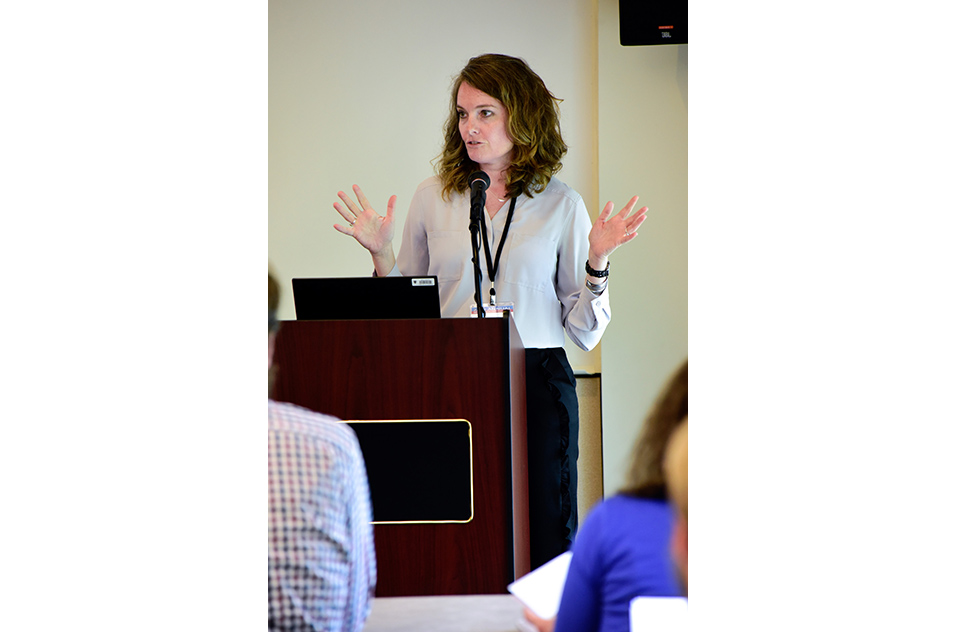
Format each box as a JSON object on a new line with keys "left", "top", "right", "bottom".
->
{"left": 333, "top": 53, "right": 647, "bottom": 570}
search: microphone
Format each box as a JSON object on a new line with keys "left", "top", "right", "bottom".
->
{"left": 468, "top": 171, "right": 490, "bottom": 230}
{"left": 466, "top": 171, "right": 491, "bottom": 318}
{"left": 468, "top": 171, "right": 491, "bottom": 202}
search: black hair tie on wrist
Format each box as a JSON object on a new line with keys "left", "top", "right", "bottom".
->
{"left": 585, "top": 260, "right": 610, "bottom": 278}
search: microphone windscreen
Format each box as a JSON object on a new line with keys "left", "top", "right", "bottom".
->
{"left": 468, "top": 171, "right": 491, "bottom": 190}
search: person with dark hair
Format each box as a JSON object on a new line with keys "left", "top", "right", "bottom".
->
{"left": 663, "top": 416, "right": 688, "bottom": 594}
{"left": 524, "top": 360, "right": 687, "bottom": 632}
{"left": 332, "top": 53, "right": 647, "bottom": 569}
{"left": 268, "top": 271, "right": 377, "bottom": 631}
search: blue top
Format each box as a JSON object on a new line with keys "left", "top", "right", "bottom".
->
{"left": 554, "top": 495, "right": 682, "bottom": 632}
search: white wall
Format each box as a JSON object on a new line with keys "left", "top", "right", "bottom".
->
{"left": 269, "top": 0, "right": 600, "bottom": 370}
{"left": 269, "top": 0, "right": 687, "bottom": 493}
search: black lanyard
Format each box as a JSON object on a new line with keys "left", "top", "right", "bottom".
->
{"left": 479, "top": 196, "right": 517, "bottom": 306}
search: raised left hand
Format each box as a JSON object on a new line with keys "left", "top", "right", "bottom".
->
{"left": 587, "top": 195, "right": 648, "bottom": 269}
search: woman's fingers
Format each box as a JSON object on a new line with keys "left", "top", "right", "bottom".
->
{"left": 614, "top": 195, "right": 640, "bottom": 219}
{"left": 353, "top": 184, "right": 374, "bottom": 212}
{"left": 332, "top": 222, "right": 353, "bottom": 235}
{"left": 332, "top": 187, "right": 397, "bottom": 255}
{"left": 337, "top": 190, "right": 362, "bottom": 216}
{"left": 590, "top": 196, "right": 648, "bottom": 258}
{"left": 333, "top": 201, "right": 356, "bottom": 224}
{"left": 627, "top": 207, "right": 649, "bottom": 233}
{"left": 338, "top": 185, "right": 389, "bottom": 222}
{"left": 598, "top": 200, "right": 614, "bottom": 222}
{"left": 606, "top": 196, "right": 647, "bottom": 238}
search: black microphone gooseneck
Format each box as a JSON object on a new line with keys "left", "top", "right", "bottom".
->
{"left": 467, "top": 171, "right": 491, "bottom": 318}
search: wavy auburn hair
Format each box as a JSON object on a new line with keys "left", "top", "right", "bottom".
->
{"left": 619, "top": 360, "right": 689, "bottom": 500}
{"left": 436, "top": 54, "right": 568, "bottom": 201}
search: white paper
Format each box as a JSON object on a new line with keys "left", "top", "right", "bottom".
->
{"left": 629, "top": 596, "right": 688, "bottom": 632}
{"left": 506, "top": 552, "right": 573, "bottom": 619}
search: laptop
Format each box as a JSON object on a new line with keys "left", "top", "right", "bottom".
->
{"left": 292, "top": 276, "right": 441, "bottom": 320}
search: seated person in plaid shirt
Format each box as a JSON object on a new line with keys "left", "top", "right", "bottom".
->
{"left": 268, "top": 272, "right": 376, "bottom": 631}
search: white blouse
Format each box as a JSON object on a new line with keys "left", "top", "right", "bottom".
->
{"left": 388, "top": 175, "right": 610, "bottom": 351}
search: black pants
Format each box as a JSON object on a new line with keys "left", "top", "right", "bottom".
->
{"left": 525, "top": 347, "right": 579, "bottom": 571}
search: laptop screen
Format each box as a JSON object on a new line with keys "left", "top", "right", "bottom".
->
{"left": 291, "top": 276, "right": 441, "bottom": 320}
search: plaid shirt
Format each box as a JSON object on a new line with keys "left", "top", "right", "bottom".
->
{"left": 268, "top": 400, "right": 376, "bottom": 631}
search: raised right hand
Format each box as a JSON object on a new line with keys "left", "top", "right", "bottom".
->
{"left": 333, "top": 184, "right": 397, "bottom": 256}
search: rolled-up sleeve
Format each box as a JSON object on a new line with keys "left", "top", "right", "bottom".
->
{"left": 557, "top": 199, "right": 611, "bottom": 352}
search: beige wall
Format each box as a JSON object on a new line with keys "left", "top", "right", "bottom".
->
{"left": 269, "top": 0, "right": 687, "bottom": 493}
{"left": 596, "top": 0, "right": 688, "bottom": 494}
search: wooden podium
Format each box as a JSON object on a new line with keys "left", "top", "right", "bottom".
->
{"left": 271, "top": 316, "right": 529, "bottom": 596}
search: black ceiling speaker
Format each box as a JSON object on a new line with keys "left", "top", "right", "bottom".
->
{"left": 619, "top": 0, "right": 688, "bottom": 46}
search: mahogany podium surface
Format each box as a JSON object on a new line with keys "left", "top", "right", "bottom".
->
{"left": 271, "top": 317, "right": 529, "bottom": 596}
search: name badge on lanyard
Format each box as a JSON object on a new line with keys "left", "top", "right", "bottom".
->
{"left": 470, "top": 301, "right": 515, "bottom": 318}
